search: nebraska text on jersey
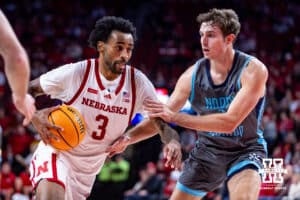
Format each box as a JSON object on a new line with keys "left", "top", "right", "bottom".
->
{"left": 81, "top": 97, "right": 127, "bottom": 115}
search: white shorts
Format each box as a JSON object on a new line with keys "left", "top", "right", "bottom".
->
{"left": 29, "top": 142, "right": 96, "bottom": 200}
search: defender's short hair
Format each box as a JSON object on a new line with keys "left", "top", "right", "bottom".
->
{"left": 197, "top": 8, "right": 241, "bottom": 37}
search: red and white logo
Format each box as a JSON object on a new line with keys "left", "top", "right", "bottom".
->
{"left": 87, "top": 88, "right": 98, "bottom": 94}
{"left": 104, "top": 93, "right": 112, "bottom": 99}
{"left": 122, "top": 91, "right": 130, "bottom": 103}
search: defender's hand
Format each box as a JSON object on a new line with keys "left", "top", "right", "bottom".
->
{"left": 13, "top": 93, "right": 36, "bottom": 126}
{"left": 163, "top": 139, "right": 182, "bottom": 169}
{"left": 105, "top": 135, "right": 131, "bottom": 157}
{"left": 144, "top": 99, "right": 175, "bottom": 123}
{"left": 31, "top": 106, "right": 63, "bottom": 144}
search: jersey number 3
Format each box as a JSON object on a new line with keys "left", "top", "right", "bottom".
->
{"left": 92, "top": 114, "right": 108, "bottom": 140}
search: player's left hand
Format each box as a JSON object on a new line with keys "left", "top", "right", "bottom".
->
{"left": 144, "top": 99, "right": 175, "bottom": 123}
{"left": 163, "top": 139, "right": 182, "bottom": 169}
{"left": 105, "top": 135, "right": 131, "bottom": 157}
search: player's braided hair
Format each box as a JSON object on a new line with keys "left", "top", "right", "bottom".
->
{"left": 196, "top": 8, "right": 241, "bottom": 38}
{"left": 88, "top": 16, "right": 137, "bottom": 49}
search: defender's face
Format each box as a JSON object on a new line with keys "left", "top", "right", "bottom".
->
{"left": 102, "top": 31, "right": 134, "bottom": 74}
{"left": 199, "top": 22, "right": 227, "bottom": 59}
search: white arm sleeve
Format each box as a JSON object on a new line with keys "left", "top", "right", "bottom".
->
{"left": 134, "top": 69, "right": 158, "bottom": 113}
{"left": 40, "top": 60, "right": 87, "bottom": 102}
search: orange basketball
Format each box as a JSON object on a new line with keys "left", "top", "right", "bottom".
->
{"left": 47, "top": 104, "right": 86, "bottom": 150}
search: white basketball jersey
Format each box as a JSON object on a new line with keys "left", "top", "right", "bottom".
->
{"left": 39, "top": 59, "right": 158, "bottom": 175}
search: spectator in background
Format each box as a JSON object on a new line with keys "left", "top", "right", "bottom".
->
{"left": 11, "top": 177, "right": 29, "bottom": 200}
{"left": 14, "top": 141, "right": 38, "bottom": 173}
{"left": 275, "top": 164, "right": 293, "bottom": 198}
{"left": 110, "top": 154, "right": 131, "bottom": 200}
{"left": 288, "top": 172, "right": 300, "bottom": 199}
{"left": 7, "top": 124, "right": 34, "bottom": 175}
{"left": 277, "top": 110, "right": 294, "bottom": 141}
{"left": 124, "top": 162, "right": 164, "bottom": 200}
{"left": 13, "top": 141, "right": 37, "bottom": 197}
{"left": 263, "top": 114, "right": 278, "bottom": 155}
{"left": 18, "top": 168, "right": 32, "bottom": 198}
{"left": 292, "top": 142, "right": 300, "bottom": 170}
{"left": 88, "top": 158, "right": 113, "bottom": 200}
{"left": 0, "top": 161, "right": 16, "bottom": 200}
{"left": 89, "top": 154, "right": 131, "bottom": 200}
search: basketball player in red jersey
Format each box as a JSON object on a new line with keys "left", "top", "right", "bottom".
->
{"left": 28, "top": 16, "right": 181, "bottom": 200}
{"left": 0, "top": 10, "right": 36, "bottom": 125}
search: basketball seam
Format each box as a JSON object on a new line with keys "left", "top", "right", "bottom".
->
{"left": 49, "top": 111, "right": 75, "bottom": 149}
{"left": 59, "top": 107, "right": 81, "bottom": 146}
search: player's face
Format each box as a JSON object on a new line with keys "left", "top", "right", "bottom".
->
{"left": 199, "top": 22, "right": 228, "bottom": 59}
{"left": 103, "top": 31, "right": 134, "bottom": 75}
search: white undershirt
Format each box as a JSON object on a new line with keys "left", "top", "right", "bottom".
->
{"left": 99, "top": 73, "right": 121, "bottom": 93}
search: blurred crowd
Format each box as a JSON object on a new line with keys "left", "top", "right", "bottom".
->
{"left": 1, "top": 0, "right": 300, "bottom": 199}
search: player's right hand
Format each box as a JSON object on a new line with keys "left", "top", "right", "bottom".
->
{"left": 12, "top": 93, "right": 36, "bottom": 126}
{"left": 105, "top": 135, "right": 131, "bottom": 157}
{"left": 31, "top": 106, "right": 63, "bottom": 144}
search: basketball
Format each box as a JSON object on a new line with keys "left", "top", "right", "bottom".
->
{"left": 47, "top": 104, "right": 86, "bottom": 150}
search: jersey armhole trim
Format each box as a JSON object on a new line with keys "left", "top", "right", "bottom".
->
{"left": 237, "top": 56, "right": 252, "bottom": 90}
{"left": 189, "top": 63, "right": 198, "bottom": 103}
{"left": 128, "top": 67, "right": 136, "bottom": 125}
{"left": 115, "top": 68, "right": 126, "bottom": 95}
{"left": 65, "top": 59, "right": 91, "bottom": 105}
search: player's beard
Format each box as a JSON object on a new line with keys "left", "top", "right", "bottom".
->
{"left": 103, "top": 58, "right": 125, "bottom": 75}
{"left": 110, "top": 61, "right": 125, "bottom": 75}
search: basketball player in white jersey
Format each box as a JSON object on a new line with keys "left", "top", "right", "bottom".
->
{"left": 0, "top": 10, "right": 36, "bottom": 125}
{"left": 28, "top": 16, "right": 181, "bottom": 200}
